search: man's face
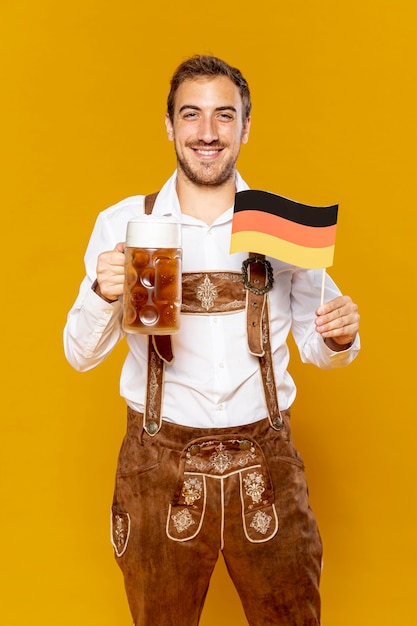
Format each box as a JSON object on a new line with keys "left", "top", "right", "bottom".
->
{"left": 165, "top": 76, "right": 251, "bottom": 187}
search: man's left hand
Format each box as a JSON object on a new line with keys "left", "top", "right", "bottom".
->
{"left": 315, "top": 295, "right": 360, "bottom": 351}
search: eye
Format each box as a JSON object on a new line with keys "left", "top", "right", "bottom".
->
{"left": 181, "top": 109, "right": 199, "bottom": 120}
{"left": 217, "top": 111, "right": 235, "bottom": 121}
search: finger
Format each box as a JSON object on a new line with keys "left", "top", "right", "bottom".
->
{"left": 95, "top": 270, "right": 125, "bottom": 301}
{"left": 316, "top": 311, "right": 360, "bottom": 341}
{"left": 115, "top": 241, "right": 126, "bottom": 254}
{"left": 316, "top": 297, "right": 357, "bottom": 326}
{"left": 316, "top": 295, "right": 348, "bottom": 317}
{"left": 97, "top": 249, "right": 125, "bottom": 272}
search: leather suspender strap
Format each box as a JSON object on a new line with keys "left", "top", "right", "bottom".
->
{"left": 143, "top": 337, "right": 165, "bottom": 435}
{"left": 243, "top": 254, "right": 283, "bottom": 430}
{"left": 143, "top": 192, "right": 170, "bottom": 435}
{"left": 243, "top": 255, "right": 273, "bottom": 356}
{"left": 258, "top": 300, "right": 283, "bottom": 430}
{"left": 144, "top": 192, "right": 159, "bottom": 215}
{"left": 141, "top": 193, "right": 283, "bottom": 436}
{"left": 144, "top": 193, "right": 174, "bottom": 364}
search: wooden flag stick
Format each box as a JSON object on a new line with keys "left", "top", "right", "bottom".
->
{"left": 320, "top": 268, "right": 326, "bottom": 306}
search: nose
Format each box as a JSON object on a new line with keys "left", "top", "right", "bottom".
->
{"left": 197, "top": 115, "right": 219, "bottom": 143}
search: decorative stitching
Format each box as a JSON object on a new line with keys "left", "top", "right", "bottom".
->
{"left": 250, "top": 510, "right": 273, "bottom": 535}
{"left": 166, "top": 475, "right": 207, "bottom": 542}
{"left": 171, "top": 509, "right": 195, "bottom": 533}
{"left": 181, "top": 476, "right": 203, "bottom": 505}
{"left": 243, "top": 471, "right": 266, "bottom": 505}
{"left": 110, "top": 509, "right": 131, "bottom": 557}
{"left": 196, "top": 275, "right": 218, "bottom": 311}
{"left": 185, "top": 440, "right": 257, "bottom": 475}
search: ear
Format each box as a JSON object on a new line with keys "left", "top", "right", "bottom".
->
{"left": 165, "top": 113, "right": 174, "bottom": 142}
{"left": 241, "top": 116, "right": 251, "bottom": 145}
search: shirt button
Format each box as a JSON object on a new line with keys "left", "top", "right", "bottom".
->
{"left": 219, "top": 362, "right": 224, "bottom": 368}
{"left": 218, "top": 404, "right": 224, "bottom": 410}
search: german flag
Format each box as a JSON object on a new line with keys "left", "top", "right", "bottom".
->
{"left": 230, "top": 190, "right": 338, "bottom": 269}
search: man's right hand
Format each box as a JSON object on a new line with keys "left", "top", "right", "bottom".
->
{"left": 94, "top": 242, "right": 126, "bottom": 302}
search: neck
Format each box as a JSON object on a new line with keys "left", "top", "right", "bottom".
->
{"left": 176, "top": 171, "right": 237, "bottom": 225}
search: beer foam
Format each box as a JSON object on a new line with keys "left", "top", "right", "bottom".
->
{"left": 126, "top": 216, "right": 182, "bottom": 248}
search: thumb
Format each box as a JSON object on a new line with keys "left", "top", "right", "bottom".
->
{"left": 115, "top": 241, "right": 126, "bottom": 254}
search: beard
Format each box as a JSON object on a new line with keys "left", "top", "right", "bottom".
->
{"left": 175, "top": 141, "right": 239, "bottom": 188}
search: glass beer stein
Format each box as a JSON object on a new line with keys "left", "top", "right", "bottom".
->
{"left": 123, "top": 216, "right": 182, "bottom": 335}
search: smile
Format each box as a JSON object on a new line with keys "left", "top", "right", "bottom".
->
{"left": 193, "top": 148, "right": 223, "bottom": 157}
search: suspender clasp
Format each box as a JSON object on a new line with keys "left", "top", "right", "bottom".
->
{"left": 242, "top": 256, "right": 274, "bottom": 295}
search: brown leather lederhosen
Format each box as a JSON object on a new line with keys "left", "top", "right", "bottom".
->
{"left": 141, "top": 193, "right": 283, "bottom": 436}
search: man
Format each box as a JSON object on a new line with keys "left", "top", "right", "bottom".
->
{"left": 64, "top": 55, "right": 360, "bottom": 626}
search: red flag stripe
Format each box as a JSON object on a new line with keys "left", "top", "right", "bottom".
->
{"left": 231, "top": 210, "right": 337, "bottom": 248}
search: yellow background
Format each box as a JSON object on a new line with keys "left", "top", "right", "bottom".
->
{"left": 1, "top": 1, "right": 416, "bottom": 624}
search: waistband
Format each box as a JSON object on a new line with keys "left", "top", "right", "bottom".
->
{"left": 127, "top": 406, "right": 291, "bottom": 451}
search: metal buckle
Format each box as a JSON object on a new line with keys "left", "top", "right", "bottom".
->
{"left": 242, "top": 256, "right": 274, "bottom": 295}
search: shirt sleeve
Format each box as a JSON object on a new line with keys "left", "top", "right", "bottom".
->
{"left": 290, "top": 268, "right": 360, "bottom": 369}
{"left": 63, "top": 212, "right": 125, "bottom": 372}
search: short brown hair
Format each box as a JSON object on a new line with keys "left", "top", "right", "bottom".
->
{"left": 167, "top": 55, "right": 252, "bottom": 122}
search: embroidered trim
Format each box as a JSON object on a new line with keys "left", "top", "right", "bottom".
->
{"left": 258, "top": 301, "right": 283, "bottom": 430}
{"left": 186, "top": 440, "right": 257, "bottom": 476}
{"left": 182, "top": 300, "right": 245, "bottom": 314}
{"left": 250, "top": 510, "right": 273, "bottom": 535}
{"left": 196, "top": 275, "right": 218, "bottom": 311}
{"left": 243, "top": 471, "right": 267, "bottom": 505}
{"left": 239, "top": 472, "right": 279, "bottom": 544}
{"left": 147, "top": 349, "right": 160, "bottom": 423}
{"left": 171, "top": 508, "right": 195, "bottom": 533}
{"left": 166, "top": 475, "right": 207, "bottom": 542}
{"left": 181, "top": 476, "right": 203, "bottom": 505}
{"left": 110, "top": 509, "right": 131, "bottom": 557}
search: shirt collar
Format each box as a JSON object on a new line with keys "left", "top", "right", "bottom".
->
{"left": 151, "top": 170, "right": 250, "bottom": 223}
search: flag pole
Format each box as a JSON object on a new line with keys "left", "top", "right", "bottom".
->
{"left": 320, "top": 268, "right": 326, "bottom": 307}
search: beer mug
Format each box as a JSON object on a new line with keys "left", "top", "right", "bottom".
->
{"left": 123, "top": 216, "right": 182, "bottom": 335}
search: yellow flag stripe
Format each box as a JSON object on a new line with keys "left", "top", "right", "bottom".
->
{"left": 230, "top": 231, "right": 335, "bottom": 268}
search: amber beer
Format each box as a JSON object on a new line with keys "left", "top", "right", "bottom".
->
{"left": 123, "top": 216, "right": 182, "bottom": 334}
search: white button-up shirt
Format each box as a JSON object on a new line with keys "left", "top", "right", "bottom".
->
{"left": 64, "top": 172, "right": 360, "bottom": 428}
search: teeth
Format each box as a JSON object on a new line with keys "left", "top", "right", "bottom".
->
{"left": 196, "top": 150, "right": 219, "bottom": 155}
